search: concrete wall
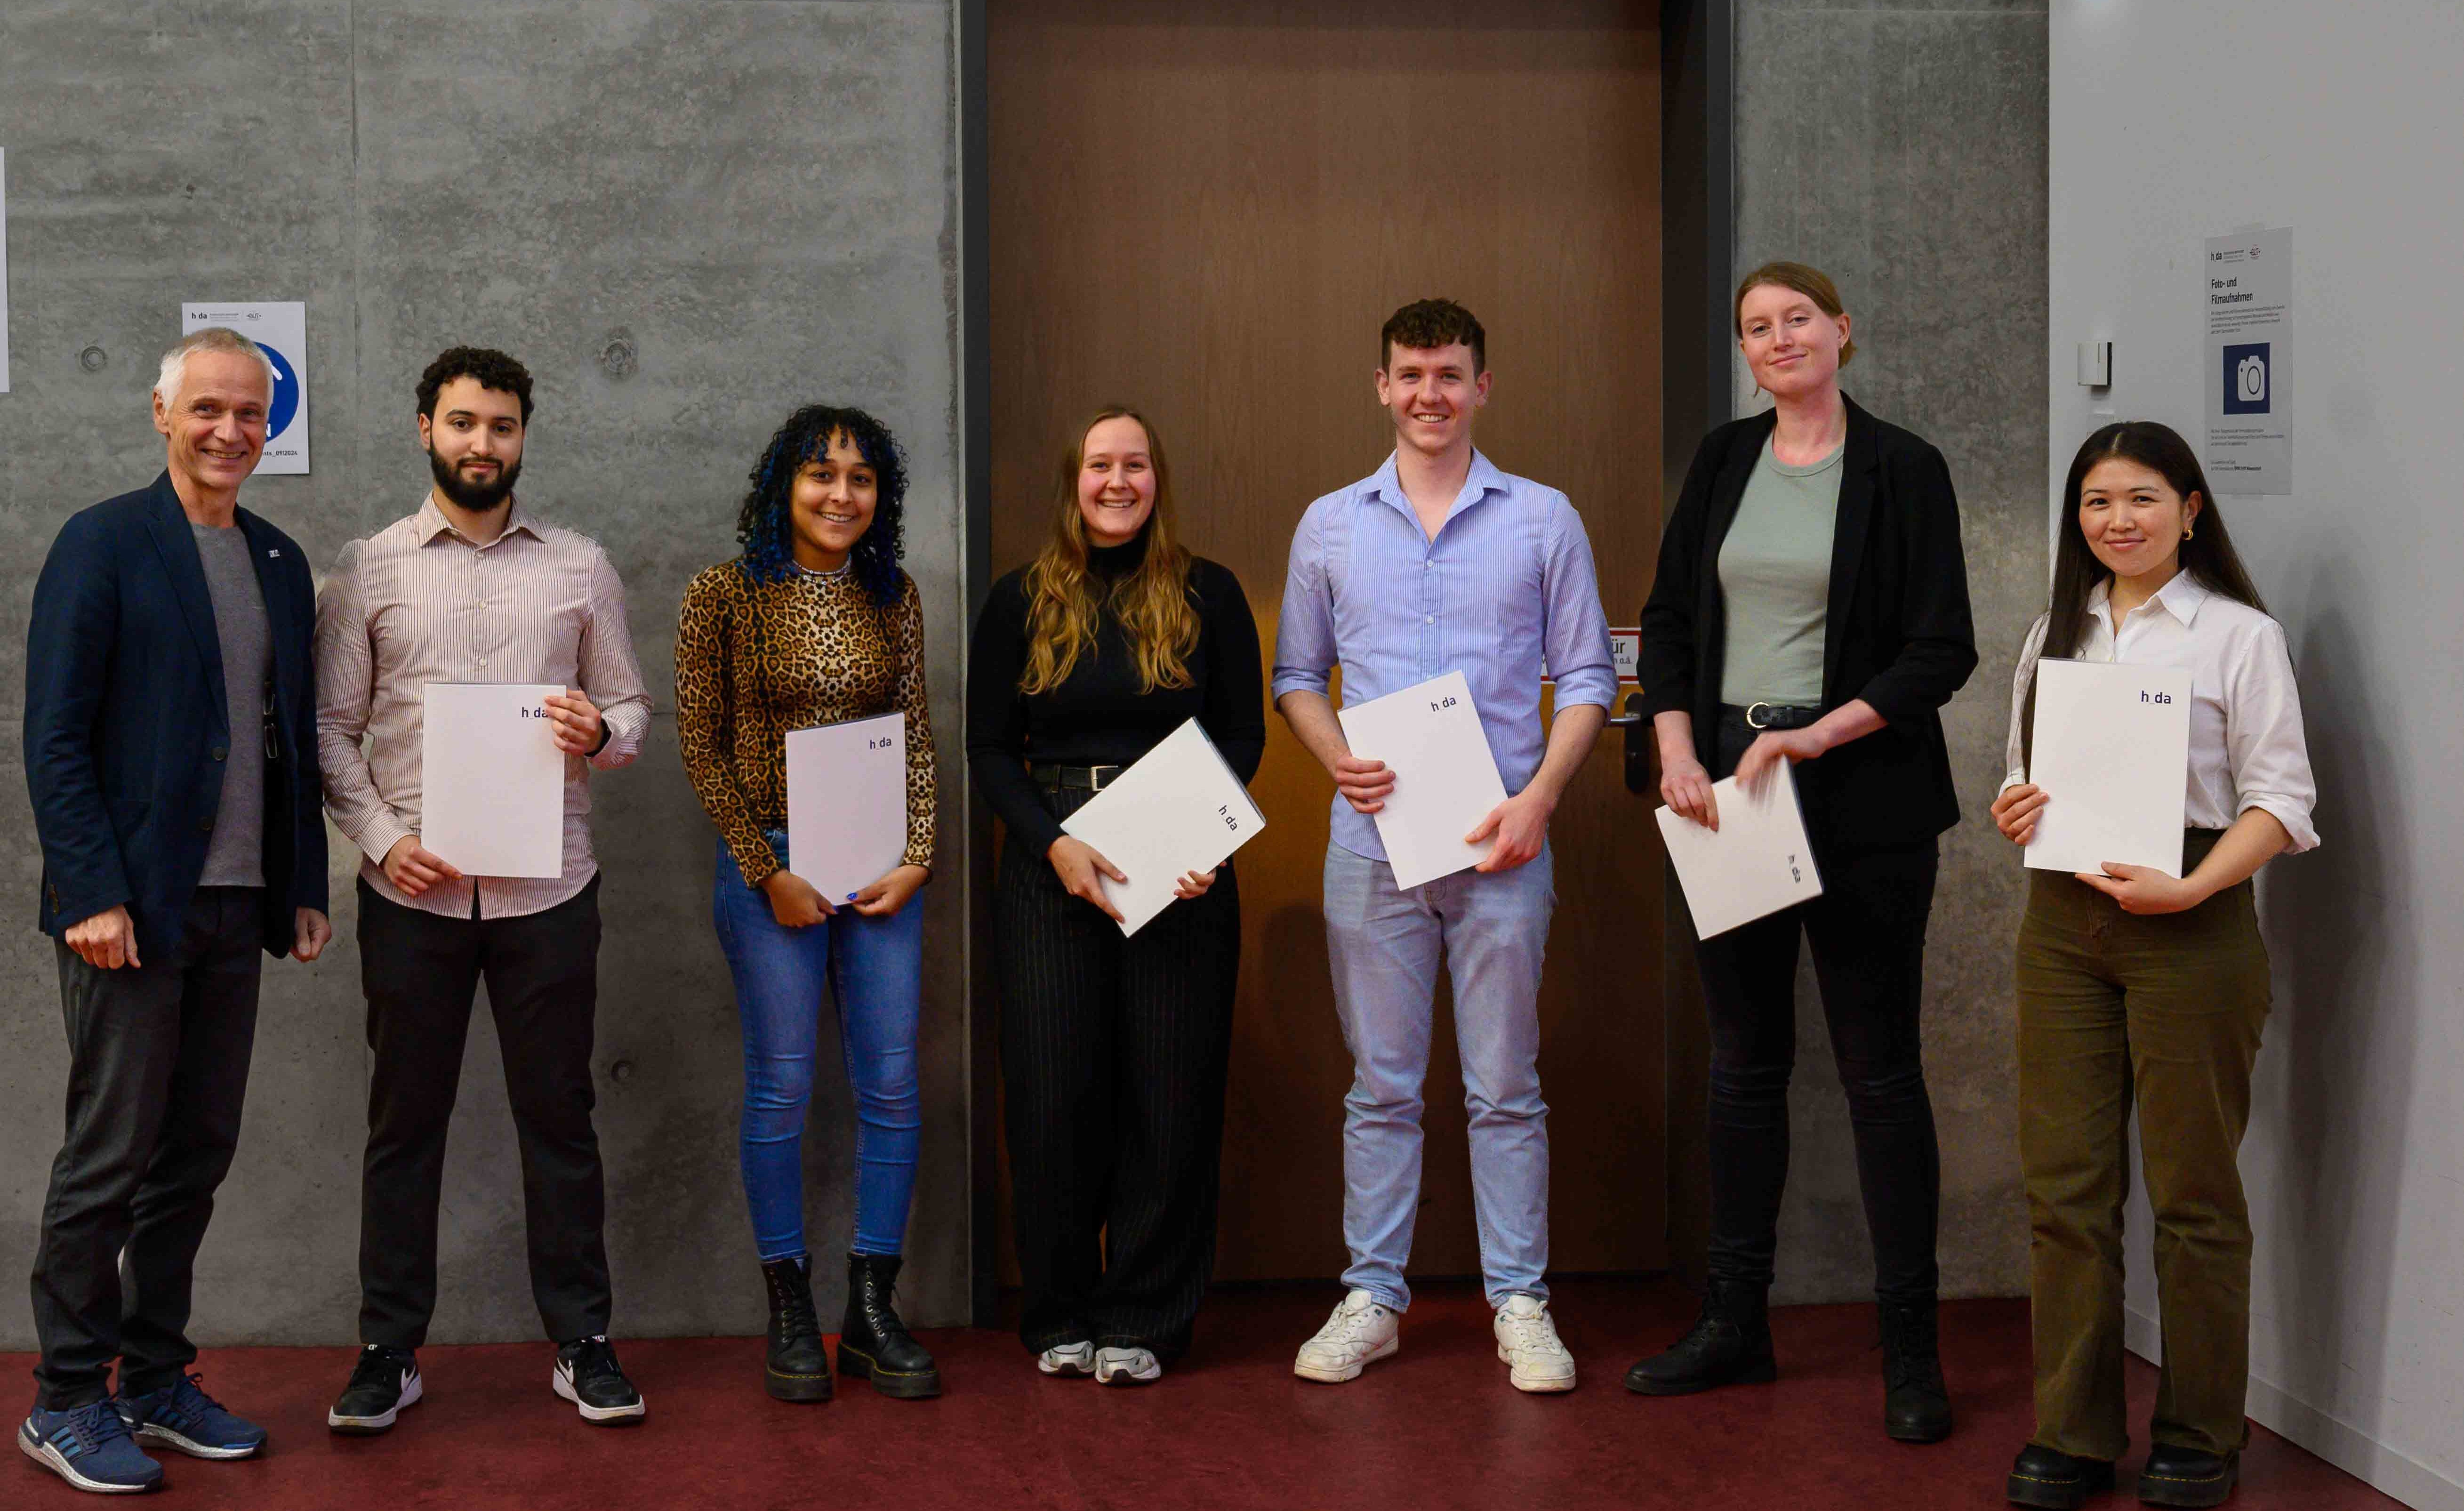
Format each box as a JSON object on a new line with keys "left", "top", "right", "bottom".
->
{"left": 0, "top": 0, "right": 970, "bottom": 1347}
{"left": 1729, "top": 0, "right": 2046, "bottom": 1303}
{"left": 2052, "top": 4, "right": 2463, "bottom": 1505}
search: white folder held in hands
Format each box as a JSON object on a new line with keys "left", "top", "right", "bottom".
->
{"left": 1337, "top": 669, "right": 1510, "bottom": 891}
{"left": 421, "top": 683, "right": 566, "bottom": 879}
{"left": 1060, "top": 718, "right": 1266, "bottom": 937}
{"left": 2024, "top": 658, "right": 2193, "bottom": 878}
{"left": 1656, "top": 758, "right": 1823, "bottom": 939}
{"left": 786, "top": 711, "right": 909, "bottom": 904}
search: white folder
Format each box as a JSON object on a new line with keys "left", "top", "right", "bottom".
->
{"left": 1337, "top": 669, "right": 1510, "bottom": 891}
{"left": 1060, "top": 718, "right": 1266, "bottom": 937}
{"left": 1656, "top": 758, "right": 1824, "bottom": 939}
{"left": 421, "top": 683, "right": 566, "bottom": 879}
{"left": 785, "top": 711, "right": 909, "bottom": 904}
{"left": 2024, "top": 658, "right": 2193, "bottom": 878}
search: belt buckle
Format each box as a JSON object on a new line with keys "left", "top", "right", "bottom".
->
{"left": 1746, "top": 701, "right": 1774, "bottom": 730}
{"left": 1089, "top": 765, "right": 1119, "bottom": 792}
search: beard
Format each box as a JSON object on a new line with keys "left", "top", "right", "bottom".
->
{"left": 427, "top": 446, "right": 522, "bottom": 512}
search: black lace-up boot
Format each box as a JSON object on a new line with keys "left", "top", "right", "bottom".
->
{"left": 1624, "top": 1278, "right": 1777, "bottom": 1394}
{"left": 761, "top": 1256, "right": 832, "bottom": 1403}
{"left": 1878, "top": 1298, "right": 1953, "bottom": 1442}
{"left": 837, "top": 1253, "right": 942, "bottom": 1399}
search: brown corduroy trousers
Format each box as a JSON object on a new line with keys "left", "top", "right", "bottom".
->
{"left": 2016, "top": 829, "right": 2271, "bottom": 1462}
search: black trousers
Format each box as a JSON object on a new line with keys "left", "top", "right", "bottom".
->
{"left": 356, "top": 876, "right": 610, "bottom": 1349}
{"left": 1693, "top": 715, "right": 1943, "bottom": 1305}
{"left": 31, "top": 887, "right": 265, "bottom": 1408}
{"left": 995, "top": 788, "right": 1239, "bottom": 1358}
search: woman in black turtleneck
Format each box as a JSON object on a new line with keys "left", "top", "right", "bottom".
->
{"left": 967, "top": 407, "right": 1264, "bottom": 1387}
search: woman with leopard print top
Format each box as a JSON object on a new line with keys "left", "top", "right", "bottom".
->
{"left": 675, "top": 405, "right": 942, "bottom": 1405}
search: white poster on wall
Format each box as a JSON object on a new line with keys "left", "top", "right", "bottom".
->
{"left": 181, "top": 300, "right": 308, "bottom": 474}
{"left": 1, "top": 148, "right": 13, "bottom": 394}
{"left": 2201, "top": 226, "right": 2290, "bottom": 495}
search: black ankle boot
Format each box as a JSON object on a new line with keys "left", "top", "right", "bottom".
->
{"left": 1878, "top": 1299, "right": 1953, "bottom": 1442}
{"left": 760, "top": 1256, "right": 832, "bottom": 1403}
{"left": 837, "top": 1253, "right": 942, "bottom": 1399}
{"left": 1624, "top": 1278, "right": 1777, "bottom": 1395}
{"left": 2007, "top": 1443, "right": 2115, "bottom": 1509}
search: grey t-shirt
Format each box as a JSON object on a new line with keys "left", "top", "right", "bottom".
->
{"left": 192, "top": 522, "right": 273, "bottom": 888}
{"left": 1718, "top": 436, "right": 1844, "bottom": 707}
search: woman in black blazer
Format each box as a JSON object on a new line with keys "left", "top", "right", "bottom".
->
{"left": 1629, "top": 262, "right": 1977, "bottom": 1442}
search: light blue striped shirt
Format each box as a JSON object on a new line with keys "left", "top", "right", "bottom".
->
{"left": 1271, "top": 450, "right": 1617, "bottom": 861}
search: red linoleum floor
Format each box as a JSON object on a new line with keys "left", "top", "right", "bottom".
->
{"left": 5, "top": 1278, "right": 2404, "bottom": 1510}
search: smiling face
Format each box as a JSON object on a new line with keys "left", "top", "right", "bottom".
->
{"left": 153, "top": 349, "right": 271, "bottom": 498}
{"left": 2078, "top": 456, "right": 2201, "bottom": 586}
{"left": 1737, "top": 281, "right": 1850, "bottom": 402}
{"left": 787, "top": 431, "right": 879, "bottom": 570}
{"left": 1376, "top": 341, "right": 1490, "bottom": 459}
{"left": 1075, "top": 414, "right": 1157, "bottom": 547}
{"left": 418, "top": 376, "right": 527, "bottom": 512}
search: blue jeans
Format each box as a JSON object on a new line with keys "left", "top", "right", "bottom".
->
{"left": 1322, "top": 839, "right": 1556, "bottom": 1311}
{"left": 713, "top": 837, "right": 923, "bottom": 1261}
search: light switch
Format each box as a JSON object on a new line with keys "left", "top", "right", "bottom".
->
{"left": 2077, "top": 340, "right": 2113, "bottom": 388}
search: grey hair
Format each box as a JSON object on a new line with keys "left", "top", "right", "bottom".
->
{"left": 154, "top": 327, "right": 278, "bottom": 408}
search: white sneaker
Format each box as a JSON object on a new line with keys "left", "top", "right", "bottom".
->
{"left": 1093, "top": 1347, "right": 1162, "bottom": 1387}
{"left": 1037, "top": 1341, "right": 1095, "bottom": 1377}
{"left": 1293, "top": 1289, "right": 1401, "bottom": 1383}
{"left": 1493, "top": 1294, "right": 1576, "bottom": 1392}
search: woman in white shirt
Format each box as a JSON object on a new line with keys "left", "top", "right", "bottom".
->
{"left": 1990, "top": 421, "right": 2316, "bottom": 1511}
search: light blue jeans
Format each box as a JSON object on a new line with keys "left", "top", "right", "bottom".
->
{"left": 1323, "top": 839, "right": 1556, "bottom": 1311}
{"left": 713, "top": 836, "right": 923, "bottom": 1262}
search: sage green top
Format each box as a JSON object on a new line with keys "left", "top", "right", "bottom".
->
{"left": 1717, "top": 435, "right": 1843, "bottom": 706}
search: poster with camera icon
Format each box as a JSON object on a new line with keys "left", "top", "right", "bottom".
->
{"left": 2203, "top": 227, "right": 2290, "bottom": 494}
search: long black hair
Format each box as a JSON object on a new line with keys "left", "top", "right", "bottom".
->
{"left": 2022, "top": 420, "right": 2271, "bottom": 760}
{"left": 2045, "top": 420, "right": 2267, "bottom": 659}
{"left": 736, "top": 404, "right": 908, "bottom": 605}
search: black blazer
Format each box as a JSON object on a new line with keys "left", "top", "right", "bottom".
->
{"left": 1636, "top": 397, "right": 1977, "bottom": 848}
{"left": 24, "top": 473, "right": 328, "bottom": 962}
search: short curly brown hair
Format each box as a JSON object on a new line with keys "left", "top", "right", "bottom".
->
{"left": 1380, "top": 298, "right": 1486, "bottom": 374}
{"left": 416, "top": 346, "right": 535, "bottom": 425}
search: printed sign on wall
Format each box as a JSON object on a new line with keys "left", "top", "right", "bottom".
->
{"left": 181, "top": 301, "right": 308, "bottom": 474}
{"left": 2202, "top": 227, "right": 2290, "bottom": 495}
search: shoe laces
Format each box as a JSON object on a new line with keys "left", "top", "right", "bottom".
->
{"left": 58, "top": 1399, "right": 137, "bottom": 1455}
{"left": 565, "top": 1335, "right": 626, "bottom": 1388}
{"left": 348, "top": 1345, "right": 413, "bottom": 1391}
{"left": 151, "top": 1373, "right": 224, "bottom": 1429}
{"left": 1313, "top": 1297, "right": 1388, "bottom": 1348}
{"left": 1497, "top": 1305, "right": 1561, "bottom": 1354}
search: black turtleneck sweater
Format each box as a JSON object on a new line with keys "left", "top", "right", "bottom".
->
{"left": 966, "top": 533, "right": 1266, "bottom": 856}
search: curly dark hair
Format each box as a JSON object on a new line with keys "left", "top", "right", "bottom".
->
{"left": 736, "top": 405, "right": 908, "bottom": 604}
{"left": 1380, "top": 297, "right": 1486, "bottom": 374}
{"left": 416, "top": 346, "right": 535, "bottom": 424}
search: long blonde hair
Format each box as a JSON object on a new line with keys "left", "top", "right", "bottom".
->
{"left": 1020, "top": 407, "right": 1200, "bottom": 695}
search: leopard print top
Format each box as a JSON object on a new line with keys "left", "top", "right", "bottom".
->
{"left": 675, "top": 559, "right": 934, "bottom": 885}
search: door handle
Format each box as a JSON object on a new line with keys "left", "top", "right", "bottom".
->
{"left": 1610, "top": 690, "right": 1655, "bottom": 795}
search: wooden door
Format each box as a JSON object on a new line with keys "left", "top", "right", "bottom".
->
{"left": 988, "top": 0, "right": 1666, "bottom": 1283}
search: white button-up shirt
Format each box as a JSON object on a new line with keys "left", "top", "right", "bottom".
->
{"left": 315, "top": 495, "right": 654, "bottom": 918}
{"left": 2001, "top": 573, "right": 2319, "bottom": 852}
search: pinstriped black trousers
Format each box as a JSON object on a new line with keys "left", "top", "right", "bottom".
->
{"left": 995, "top": 787, "right": 1240, "bottom": 1359}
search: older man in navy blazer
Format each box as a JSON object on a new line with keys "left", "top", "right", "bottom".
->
{"left": 18, "top": 327, "right": 329, "bottom": 1495}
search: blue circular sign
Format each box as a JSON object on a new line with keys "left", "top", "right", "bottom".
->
{"left": 262, "top": 343, "right": 300, "bottom": 440}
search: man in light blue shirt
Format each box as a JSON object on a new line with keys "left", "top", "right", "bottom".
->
{"left": 1273, "top": 299, "right": 1615, "bottom": 1393}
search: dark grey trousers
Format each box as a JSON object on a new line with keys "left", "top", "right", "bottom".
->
{"left": 30, "top": 887, "right": 265, "bottom": 1409}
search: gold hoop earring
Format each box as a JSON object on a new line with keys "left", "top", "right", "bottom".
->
{"left": 2184, "top": 524, "right": 2195, "bottom": 540}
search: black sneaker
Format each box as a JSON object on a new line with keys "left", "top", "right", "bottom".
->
{"left": 328, "top": 1345, "right": 422, "bottom": 1436}
{"left": 553, "top": 1337, "right": 645, "bottom": 1425}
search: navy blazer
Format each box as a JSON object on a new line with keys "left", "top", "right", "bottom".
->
{"left": 1636, "top": 396, "right": 1979, "bottom": 848}
{"left": 24, "top": 473, "right": 328, "bottom": 962}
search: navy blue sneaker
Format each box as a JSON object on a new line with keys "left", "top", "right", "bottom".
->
{"left": 114, "top": 1373, "right": 265, "bottom": 1460}
{"left": 18, "top": 1399, "right": 165, "bottom": 1494}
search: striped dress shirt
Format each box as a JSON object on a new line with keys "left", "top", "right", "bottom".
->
{"left": 315, "top": 494, "right": 653, "bottom": 919}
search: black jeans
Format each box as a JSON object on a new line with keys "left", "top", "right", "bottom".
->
{"left": 1694, "top": 714, "right": 1943, "bottom": 1305}
{"left": 31, "top": 887, "right": 265, "bottom": 1408}
{"left": 995, "top": 787, "right": 1239, "bottom": 1359}
{"left": 355, "top": 876, "right": 610, "bottom": 1349}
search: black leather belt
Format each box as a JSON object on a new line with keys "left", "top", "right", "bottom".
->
{"left": 1034, "top": 764, "right": 1124, "bottom": 793}
{"left": 1722, "top": 701, "right": 1823, "bottom": 732}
